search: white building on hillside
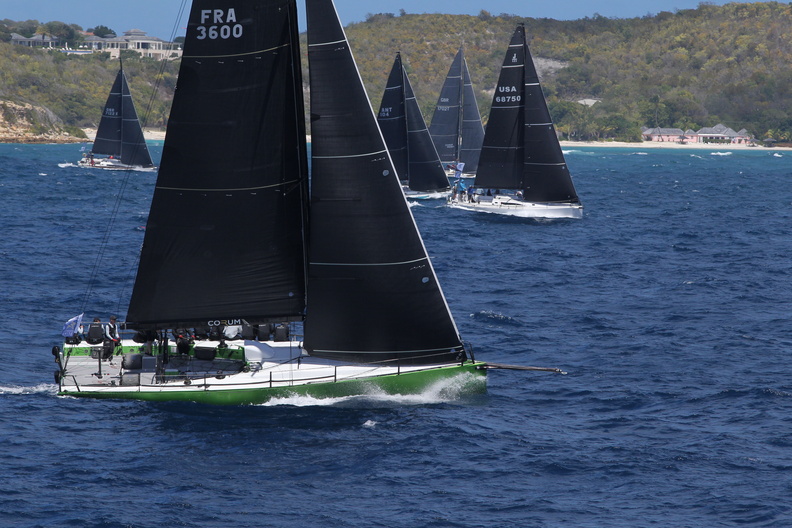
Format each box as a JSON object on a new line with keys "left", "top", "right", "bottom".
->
{"left": 79, "top": 29, "right": 182, "bottom": 60}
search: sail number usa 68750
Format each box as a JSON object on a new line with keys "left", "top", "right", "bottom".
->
{"left": 196, "top": 9, "right": 243, "bottom": 39}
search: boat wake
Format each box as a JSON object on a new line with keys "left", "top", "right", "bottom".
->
{"left": 256, "top": 372, "right": 486, "bottom": 408}
{"left": 58, "top": 162, "right": 77, "bottom": 168}
{"left": 0, "top": 383, "right": 58, "bottom": 396}
{"left": 710, "top": 151, "right": 733, "bottom": 156}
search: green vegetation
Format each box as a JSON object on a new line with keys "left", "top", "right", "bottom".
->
{"left": 0, "top": 42, "right": 177, "bottom": 131}
{"left": 3, "top": 2, "right": 792, "bottom": 141}
{"left": 346, "top": 2, "right": 792, "bottom": 142}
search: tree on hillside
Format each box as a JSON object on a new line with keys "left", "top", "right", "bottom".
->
{"left": 89, "top": 25, "right": 116, "bottom": 38}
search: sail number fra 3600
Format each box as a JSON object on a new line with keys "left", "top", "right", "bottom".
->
{"left": 197, "top": 9, "right": 243, "bottom": 39}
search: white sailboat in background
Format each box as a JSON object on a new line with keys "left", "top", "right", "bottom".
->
{"left": 448, "top": 25, "right": 583, "bottom": 219}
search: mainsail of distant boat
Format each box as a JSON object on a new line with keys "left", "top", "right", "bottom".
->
{"left": 429, "top": 48, "right": 485, "bottom": 175}
{"left": 78, "top": 64, "right": 154, "bottom": 170}
{"left": 52, "top": 0, "right": 488, "bottom": 405}
{"left": 448, "top": 25, "right": 583, "bottom": 219}
{"left": 377, "top": 52, "right": 450, "bottom": 197}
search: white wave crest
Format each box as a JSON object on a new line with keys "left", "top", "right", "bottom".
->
{"left": 0, "top": 383, "right": 58, "bottom": 395}
{"left": 257, "top": 372, "right": 486, "bottom": 407}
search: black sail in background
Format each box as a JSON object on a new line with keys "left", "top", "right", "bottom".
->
{"left": 378, "top": 53, "right": 449, "bottom": 192}
{"left": 476, "top": 25, "right": 580, "bottom": 204}
{"left": 429, "top": 49, "right": 484, "bottom": 174}
{"left": 459, "top": 59, "right": 485, "bottom": 173}
{"left": 429, "top": 49, "right": 463, "bottom": 166}
{"left": 474, "top": 28, "right": 526, "bottom": 190}
{"left": 305, "top": 0, "right": 464, "bottom": 364}
{"left": 376, "top": 53, "right": 408, "bottom": 182}
{"left": 126, "top": 0, "right": 309, "bottom": 329}
{"left": 92, "top": 67, "right": 154, "bottom": 167}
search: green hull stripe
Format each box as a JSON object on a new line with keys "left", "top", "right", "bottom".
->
{"left": 59, "top": 362, "right": 487, "bottom": 405}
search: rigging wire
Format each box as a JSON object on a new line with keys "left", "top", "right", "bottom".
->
{"left": 81, "top": 0, "right": 191, "bottom": 320}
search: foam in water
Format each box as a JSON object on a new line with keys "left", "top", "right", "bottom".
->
{"left": 257, "top": 372, "right": 485, "bottom": 407}
{"left": 0, "top": 383, "right": 58, "bottom": 396}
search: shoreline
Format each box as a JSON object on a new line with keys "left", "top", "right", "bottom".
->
{"left": 5, "top": 130, "right": 787, "bottom": 150}
{"left": 560, "top": 139, "right": 788, "bottom": 150}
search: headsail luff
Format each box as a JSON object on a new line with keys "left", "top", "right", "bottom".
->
{"left": 305, "top": 0, "right": 464, "bottom": 364}
{"left": 378, "top": 53, "right": 449, "bottom": 192}
{"left": 92, "top": 66, "right": 154, "bottom": 168}
{"left": 475, "top": 25, "right": 580, "bottom": 204}
{"left": 126, "top": 0, "right": 309, "bottom": 329}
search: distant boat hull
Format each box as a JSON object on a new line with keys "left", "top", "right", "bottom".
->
{"left": 55, "top": 339, "right": 486, "bottom": 405}
{"left": 403, "top": 186, "right": 450, "bottom": 200}
{"left": 77, "top": 157, "right": 155, "bottom": 171}
{"left": 449, "top": 195, "right": 583, "bottom": 219}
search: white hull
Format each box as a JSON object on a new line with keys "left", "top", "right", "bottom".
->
{"left": 55, "top": 338, "right": 485, "bottom": 403}
{"left": 448, "top": 195, "right": 583, "bottom": 219}
{"left": 78, "top": 158, "right": 155, "bottom": 171}
{"left": 403, "top": 187, "right": 450, "bottom": 200}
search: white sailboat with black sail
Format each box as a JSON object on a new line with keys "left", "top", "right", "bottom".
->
{"left": 377, "top": 52, "right": 450, "bottom": 200}
{"left": 52, "top": 0, "right": 488, "bottom": 405}
{"left": 429, "top": 48, "right": 485, "bottom": 178}
{"left": 78, "top": 64, "right": 155, "bottom": 171}
{"left": 448, "top": 25, "right": 583, "bottom": 219}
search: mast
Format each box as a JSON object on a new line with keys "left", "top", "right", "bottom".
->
{"left": 126, "top": 0, "right": 309, "bottom": 329}
{"left": 305, "top": 0, "right": 464, "bottom": 364}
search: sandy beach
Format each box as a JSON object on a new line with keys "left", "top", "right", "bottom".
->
{"left": 81, "top": 128, "right": 167, "bottom": 141}
{"left": 81, "top": 129, "right": 787, "bottom": 150}
{"left": 560, "top": 139, "right": 787, "bottom": 150}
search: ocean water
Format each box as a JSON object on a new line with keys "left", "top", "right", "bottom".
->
{"left": 1, "top": 142, "right": 791, "bottom": 527}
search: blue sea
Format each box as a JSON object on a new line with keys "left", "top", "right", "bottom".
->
{"left": 1, "top": 142, "right": 790, "bottom": 528}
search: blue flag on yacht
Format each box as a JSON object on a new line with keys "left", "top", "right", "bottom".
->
{"left": 61, "top": 313, "right": 84, "bottom": 337}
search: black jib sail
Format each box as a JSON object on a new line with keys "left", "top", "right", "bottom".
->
{"left": 429, "top": 48, "right": 484, "bottom": 174}
{"left": 91, "top": 66, "right": 154, "bottom": 168}
{"left": 377, "top": 52, "right": 449, "bottom": 192}
{"left": 305, "top": 0, "right": 464, "bottom": 364}
{"left": 126, "top": 0, "right": 309, "bottom": 329}
{"left": 475, "top": 25, "right": 580, "bottom": 205}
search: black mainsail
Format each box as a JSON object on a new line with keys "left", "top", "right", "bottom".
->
{"left": 126, "top": 0, "right": 309, "bottom": 329}
{"left": 377, "top": 52, "right": 449, "bottom": 192}
{"left": 305, "top": 0, "right": 464, "bottom": 364}
{"left": 474, "top": 25, "right": 580, "bottom": 205}
{"left": 91, "top": 66, "right": 154, "bottom": 168}
{"left": 429, "top": 48, "right": 484, "bottom": 174}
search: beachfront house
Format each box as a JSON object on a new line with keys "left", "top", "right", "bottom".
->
{"left": 643, "top": 124, "right": 754, "bottom": 145}
{"left": 642, "top": 127, "right": 686, "bottom": 142}
{"left": 694, "top": 124, "right": 753, "bottom": 144}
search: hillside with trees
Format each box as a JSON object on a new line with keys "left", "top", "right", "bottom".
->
{"left": 2, "top": 2, "right": 792, "bottom": 142}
